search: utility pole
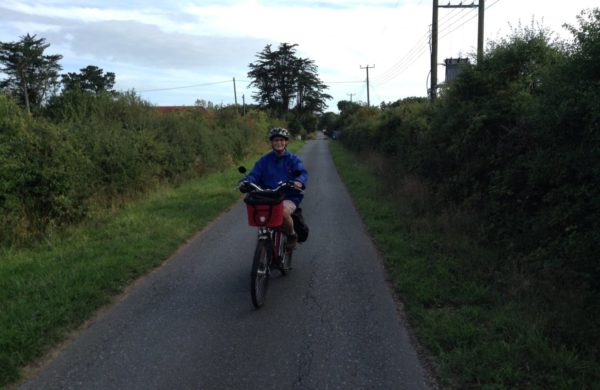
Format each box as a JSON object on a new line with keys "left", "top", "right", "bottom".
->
{"left": 347, "top": 93, "right": 355, "bottom": 102}
{"left": 233, "top": 77, "right": 238, "bottom": 110}
{"left": 431, "top": 0, "right": 484, "bottom": 101}
{"left": 431, "top": 0, "right": 438, "bottom": 101}
{"left": 360, "top": 65, "right": 375, "bottom": 107}
{"left": 478, "top": 0, "right": 485, "bottom": 63}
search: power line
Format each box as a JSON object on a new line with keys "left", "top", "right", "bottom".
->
{"left": 440, "top": 8, "right": 477, "bottom": 35}
{"left": 324, "top": 80, "right": 364, "bottom": 84}
{"left": 375, "top": 34, "right": 429, "bottom": 84}
{"left": 138, "top": 79, "right": 232, "bottom": 93}
{"left": 373, "top": 7, "right": 470, "bottom": 85}
{"left": 375, "top": 43, "right": 429, "bottom": 85}
{"left": 374, "top": 0, "right": 499, "bottom": 86}
{"left": 439, "top": 0, "right": 499, "bottom": 41}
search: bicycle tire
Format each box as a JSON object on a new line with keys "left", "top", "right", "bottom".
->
{"left": 251, "top": 239, "right": 271, "bottom": 308}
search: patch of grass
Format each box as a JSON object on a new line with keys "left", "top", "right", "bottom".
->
{"left": 0, "top": 169, "right": 240, "bottom": 385}
{"left": 0, "top": 141, "right": 304, "bottom": 387}
{"left": 328, "top": 142, "right": 600, "bottom": 389}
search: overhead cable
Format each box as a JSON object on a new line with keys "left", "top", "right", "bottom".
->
{"left": 138, "top": 79, "right": 232, "bottom": 92}
{"left": 374, "top": 0, "right": 500, "bottom": 86}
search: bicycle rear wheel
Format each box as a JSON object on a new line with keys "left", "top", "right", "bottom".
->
{"left": 251, "top": 239, "right": 271, "bottom": 308}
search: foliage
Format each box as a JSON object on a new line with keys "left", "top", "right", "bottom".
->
{"left": 337, "top": 99, "right": 362, "bottom": 115}
{"left": 0, "top": 34, "right": 63, "bottom": 114}
{"left": 247, "top": 43, "right": 331, "bottom": 120}
{"left": 317, "top": 111, "right": 338, "bottom": 133}
{"left": 330, "top": 142, "right": 600, "bottom": 389}
{"left": 0, "top": 89, "right": 269, "bottom": 245}
{"left": 0, "top": 105, "right": 90, "bottom": 242}
{"left": 61, "top": 65, "right": 116, "bottom": 95}
{"left": 294, "top": 56, "right": 332, "bottom": 114}
{"left": 337, "top": 9, "right": 600, "bottom": 384}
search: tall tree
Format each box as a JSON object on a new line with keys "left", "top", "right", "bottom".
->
{"left": 0, "top": 34, "right": 62, "bottom": 114}
{"left": 248, "top": 43, "right": 330, "bottom": 118}
{"left": 62, "top": 65, "right": 115, "bottom": 95}
{"left": 295, "top": 57, "right": 331, "bottom": 115}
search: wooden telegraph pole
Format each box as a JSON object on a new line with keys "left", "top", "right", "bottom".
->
{"left": 233, "top": 77, "right": 238, "bottom": 110}
{"left": 431, "top": 0, "right": 439, "bottom": 101}
{"left": 478, "top": 0, "right": 485, "bottom": 63}
{"left": 360, "top": 65, "right": 375, "bottom": 107}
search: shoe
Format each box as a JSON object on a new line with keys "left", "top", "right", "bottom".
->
{"left": 286, "top": 233, "right": 298, "bottom": 251}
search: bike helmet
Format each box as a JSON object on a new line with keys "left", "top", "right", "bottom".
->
{"left": 268, "top": 127, "right": 290, "bottom": 141}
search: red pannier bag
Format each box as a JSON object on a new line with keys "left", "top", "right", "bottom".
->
{"left": 243, "top": 191, "right": 285, "bottom": 227}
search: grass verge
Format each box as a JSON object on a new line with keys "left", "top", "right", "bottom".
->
{"left": 328, "top": 142, "right": 599, "bottom": 389}
{"left": 0, "top": 142, "right": 303, "bottom": 387}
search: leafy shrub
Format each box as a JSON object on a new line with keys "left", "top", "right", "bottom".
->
{"left": 1, "top": 95, "right": 91, "bottom": 242}
{"left": 1, "top": 90, "right": 269, "bottom": 245}
{"left": 338, "top": 10, "right": 600, "bottom": 361}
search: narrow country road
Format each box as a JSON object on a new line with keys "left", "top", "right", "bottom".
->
{"left": 21, "top": 136, "right": 433, "bottom": 389}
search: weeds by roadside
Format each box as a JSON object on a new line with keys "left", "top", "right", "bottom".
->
{"left": 328, "top": 142, "right": 599, "bottom": 389}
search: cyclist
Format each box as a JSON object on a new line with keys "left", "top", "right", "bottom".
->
{"left": 240, "top": 127, "right": 308, "bottom": 250}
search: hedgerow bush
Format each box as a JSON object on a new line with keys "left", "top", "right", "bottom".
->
{"left": 1, "top": 95, "right": 91, "bottom": 242}
{"left": 338, "top": 8, "right": 600, "bottom": 362}
{"left": 0, "top": 91, "right": 268, "bottom": 245}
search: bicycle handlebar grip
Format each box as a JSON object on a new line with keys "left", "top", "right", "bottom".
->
{"left": 238, "top": 181, "right": 252, "bottom": 193}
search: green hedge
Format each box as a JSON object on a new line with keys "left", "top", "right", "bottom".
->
{"left": 338, "top": 9, "right": 600, "bottom": 360}
{"left": 0, "top": 92, "right": 270, "bottom": 245}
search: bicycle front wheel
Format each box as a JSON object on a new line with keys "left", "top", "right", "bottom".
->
{"left": 251, "top": 239, "right": 271, "bottom": 308}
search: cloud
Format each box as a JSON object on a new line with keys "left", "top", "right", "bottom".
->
{"left": 1, "top": 4, "right": 271, "bottom": 75}
{"left": 257, "top": 0, "right": 402, "bottom": 9}
{"left": 2, "top": 0, "right": 598, "bottom": 109}
{"left": 43, "top": 21, "right": 269, "bottom": 72}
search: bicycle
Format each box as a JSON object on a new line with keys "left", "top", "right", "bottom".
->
{"left": 238, "top": 168, "right": 298, "bottom": 309}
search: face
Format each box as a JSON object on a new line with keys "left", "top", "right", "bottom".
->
{"left": 271, "top": 136, "right": 288, "bottom": 154}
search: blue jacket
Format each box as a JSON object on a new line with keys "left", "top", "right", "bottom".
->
{"left": 245, "top": 149, "right": 308, "bottom": 206}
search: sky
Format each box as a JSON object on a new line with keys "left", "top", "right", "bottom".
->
{"left": 1, "top": 0, "right": 598, "bottom": 112}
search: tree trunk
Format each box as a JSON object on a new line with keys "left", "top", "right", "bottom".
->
{"left": 19, "top": 69, "right": 31, "bottom": 115}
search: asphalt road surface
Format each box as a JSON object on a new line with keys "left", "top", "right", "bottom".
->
{"left": 21, "top": 136, "right": 433, "bottom": 390}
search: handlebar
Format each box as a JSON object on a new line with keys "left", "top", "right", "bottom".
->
{"left": 238, "top": 180, "right": 300, "bottom": 194}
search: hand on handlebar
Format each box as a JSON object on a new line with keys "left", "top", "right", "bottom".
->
{"left": 238, "top": 180, "right": 253, "bottom": 193}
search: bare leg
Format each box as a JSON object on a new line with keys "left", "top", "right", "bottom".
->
{"left": 282, "top": 200, "right": 297, "bottom": 249}
{"left": 282, "top": 203, "right": 295, "bottom": 235}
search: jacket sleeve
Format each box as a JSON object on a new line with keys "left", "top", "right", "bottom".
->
{"left": 292, "top": 156, "right": 308, "bottom": 188}
{"left": 244, "top": 156, "right": 265, "bottom": 185}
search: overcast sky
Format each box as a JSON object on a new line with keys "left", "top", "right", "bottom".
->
{"left": 1, "top": 0, "right": 597, "bottom": 111}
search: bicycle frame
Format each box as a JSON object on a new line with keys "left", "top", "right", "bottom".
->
{"left": 257, "top": 226, "right": 287, "bottom": 266}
